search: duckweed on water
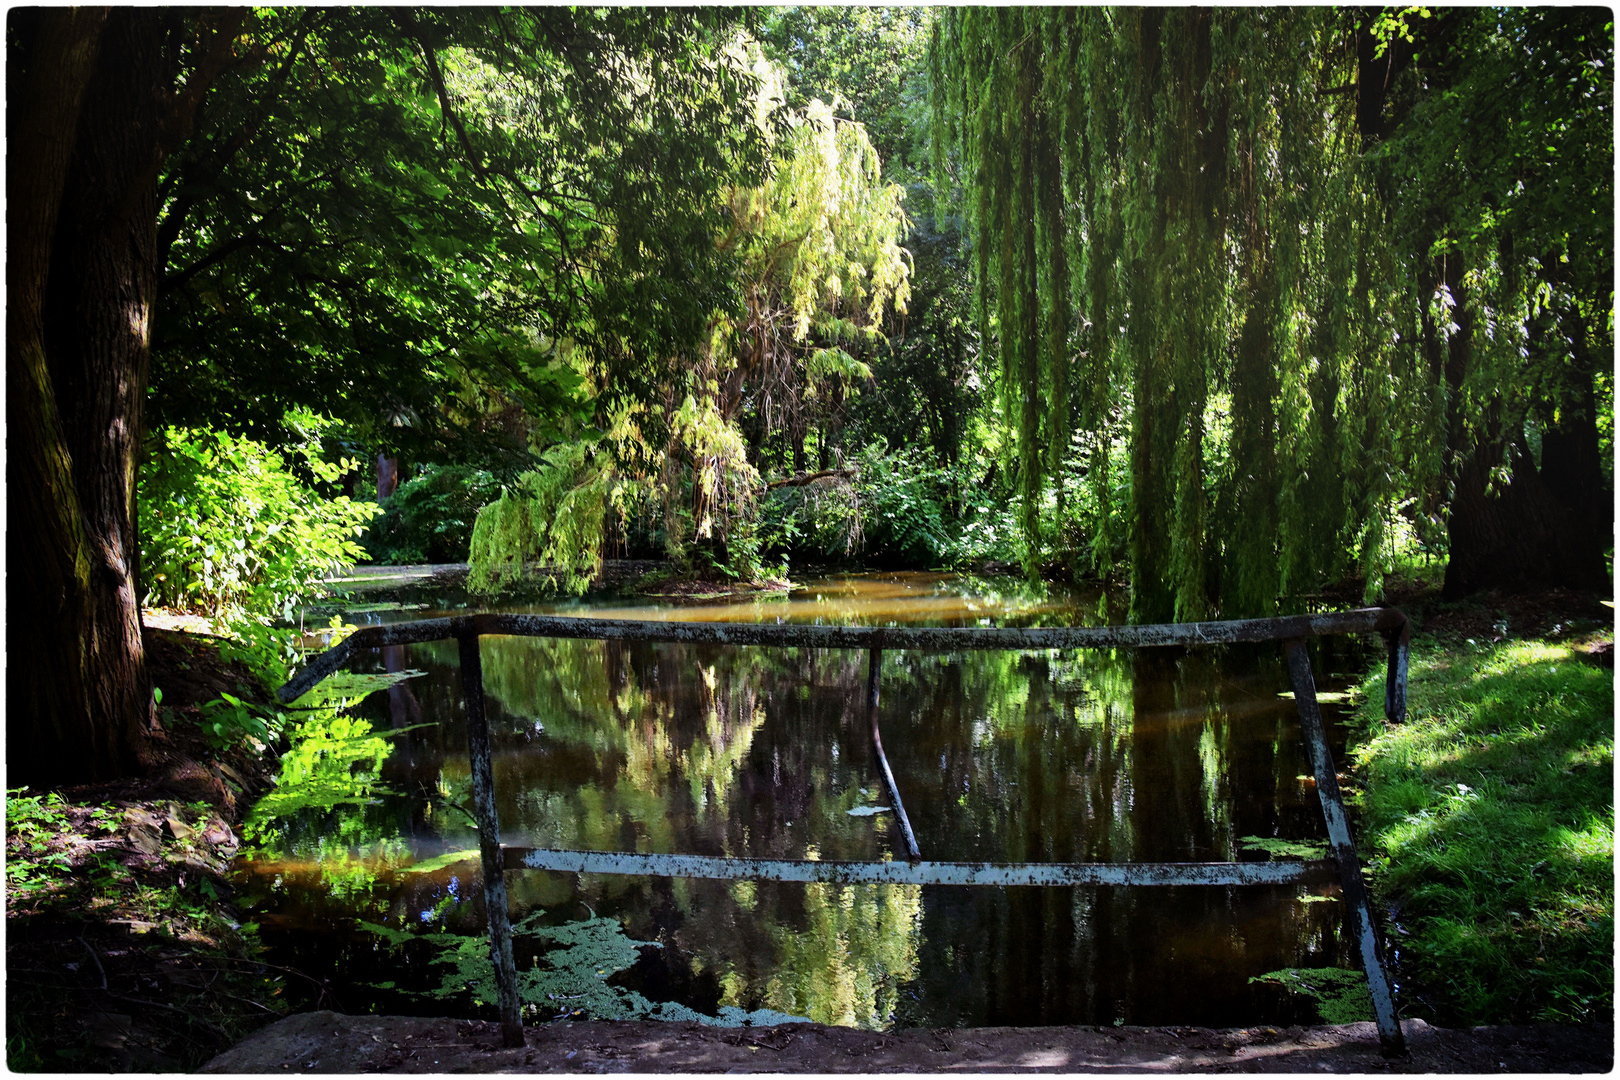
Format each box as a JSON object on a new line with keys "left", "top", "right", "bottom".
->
{"left": 1238, "top": 836, "right": 1329, "bottom": 860}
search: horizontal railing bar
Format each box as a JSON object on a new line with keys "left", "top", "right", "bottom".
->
{"left": 279, "top": 608, "right": 1407, "bottom": 703}
{"left": 502, "top": 847, "right": 1339, "bottom": 888}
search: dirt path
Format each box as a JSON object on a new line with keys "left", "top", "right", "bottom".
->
{"left": 201, "top": 1011, "right": 1612, "bottom": 1073}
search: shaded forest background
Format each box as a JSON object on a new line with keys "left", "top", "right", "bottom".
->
{"left": 10, "top": 6, "right": 1612, "bottom": 786}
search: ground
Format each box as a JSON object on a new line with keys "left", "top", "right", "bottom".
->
{"left": 5, "top": 625, "right": 292, "bottom": 1071}
{"left": 201, "top": 1010, "right": 1613, "bottom": 1073}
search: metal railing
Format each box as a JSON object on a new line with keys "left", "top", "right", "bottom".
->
{"left": 279, "top": 606, "right": 1412, "bottom": 1056}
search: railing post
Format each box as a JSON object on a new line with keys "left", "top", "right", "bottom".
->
{"left": 1284, "top": 640, "right": 1405, "bottom": 1057}
{"left": 867, "top": 646, "right": 921, "bottom": 863}
{"left": 460, "top": 632, "right": 524, "bottom": 1047}
{"left": 1382, "top": 618, "right": 1411, "bottom": 723}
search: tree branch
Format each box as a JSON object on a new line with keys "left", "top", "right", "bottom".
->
{"left": 396, "top": 11, "right": 487, "bottom": 183}
{"left": 766, "top": 467, "right": 858, "bottom": 490}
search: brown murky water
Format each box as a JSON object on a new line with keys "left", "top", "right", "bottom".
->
{"left": 235, "top": 573, "right": 1364, "bottom": 1029}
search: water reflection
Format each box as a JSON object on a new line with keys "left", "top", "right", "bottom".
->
{"left": 236, "top": 573, "right": 1356, "bottom": 1028}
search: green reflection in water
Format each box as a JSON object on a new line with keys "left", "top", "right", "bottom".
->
{"left": 237, "top": 573, "right": 1355, "bottom": 1029}
{"left": 241, "top": 671, "right": 433, "bottom": 914}
{"left": 758, "top": 881, "right": 922, "bottom": 1028}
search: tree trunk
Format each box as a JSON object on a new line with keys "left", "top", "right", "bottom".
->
{"left": 1443, "top": 432, "right": 1608, "bottom": 598}
{"left": 1434, "top": 251, "right": 1609, "bottom": 598}
{"left": 9, "top": 9, "right": 172, "bottom": 786}
{"left": 377, "top": 454, "right": 401, "bottom": 500}
{"left": 1442, "top": 301, "right": 1610, "bottom": 599}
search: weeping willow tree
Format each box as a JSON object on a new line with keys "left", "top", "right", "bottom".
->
{"left": 934, "top": 9, "right": 1427, "bottom": 621}
{"left": 470, "top": 50, "right": 911, "bottom": 591}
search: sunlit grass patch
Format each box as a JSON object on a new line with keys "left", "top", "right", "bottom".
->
{"left": 1352, "top": 635, "right": 1613, "bottom": 1024}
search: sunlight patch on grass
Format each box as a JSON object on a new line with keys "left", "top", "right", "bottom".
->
{"left": 1352, "top": 635, "right": 1613, "bottom": 1025}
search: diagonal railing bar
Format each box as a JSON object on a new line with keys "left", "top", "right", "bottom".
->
{"left": 276, "top": 605, "right": 1411, "bottom": 1057}
{"left": 866, "top": 648, "right": 921, "bottom": 863}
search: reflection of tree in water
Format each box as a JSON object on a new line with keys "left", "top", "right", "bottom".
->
{"left": 760, "top": 880, "right": 922, "bottom": 1027}
{"left": 470, "top": 635, "right": 928, "bottom": 1027}
{"left": 236, "top": 592, "right": 1360, "bottom": 1028}
{"left": 472, "top": 638, "right": 795, "bottom": 852}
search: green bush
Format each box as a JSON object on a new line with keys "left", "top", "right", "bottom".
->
{"left": 140, "top": 418, "right": 377, "bottom": 620}
{"left": 366, "top": 463, "right": 503, "bottom": 564}
{"left": 852, "top": 445, "right": 953, "bottom": 565}
{"left": 763, "top": 445, "right": 958, "bottom": 567}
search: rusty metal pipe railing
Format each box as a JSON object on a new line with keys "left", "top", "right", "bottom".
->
{"left": 277, "top": 605, "right": 1412, "bottom": 1057}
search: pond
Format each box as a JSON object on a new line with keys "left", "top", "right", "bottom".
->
{"left": 234, "top": 572, "right": 1369, "bottom": 1030}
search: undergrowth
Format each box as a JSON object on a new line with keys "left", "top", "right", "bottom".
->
{"left": 4, "top": 791, "right": 290, "bottom": 1070}
{"left": 1351, "top": 634, "right": 1613, "bottom": 1025}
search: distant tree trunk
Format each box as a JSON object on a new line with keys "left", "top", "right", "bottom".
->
{"left": 791, "top": 422, "right": 807, "bottom": 476}
{"left": 1443, "top": 434, "right": 1608, "bottom": 598}
{"left": 9, "top": 10, "right": 177, "bottom": 786}
{"left": 377, "top": 454, "right": 401, "bottom": 500}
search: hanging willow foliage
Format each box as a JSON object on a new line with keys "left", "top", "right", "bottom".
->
{"left": 932, "top": 7, "right": 1419, "bottom": 621}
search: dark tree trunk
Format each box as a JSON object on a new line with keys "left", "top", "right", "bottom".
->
{"left": 1537, "top": 305, "right": 1612, "bottom": 551}
{"left": 1433, "top": 252, "right": 1609, "bottom": 599}
{"left": 8, "top": 7, "right": 117, "bottom": 783}
{"left": 377, "top": 454, "right": 401, "bottom": 500}
{"left": 1443, "top": 433, "right": 1609, "bottom": 598}
{"left": 1442, "top": 303, "right": 1611, "bottom": 599}
{"left": 9, "top": 10, "right": 173, "bottom": 786}
{"left": 791, "top": 424, "right": 806, "bottom": 476}
{"left": 11, "top": 9, "right": 244, "bottom": 786}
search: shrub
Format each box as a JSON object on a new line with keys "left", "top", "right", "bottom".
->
{"left": 140, "top": 417, "right": 377, "bottom": 620}
{"left": 366, "top": 463, "right": 503, "bottom": 565}
{"left": 763, "top": 445, "right": 1010, "bottom": 569}
{"left": 851, "top": 445, "right": 953, "bottom": 566}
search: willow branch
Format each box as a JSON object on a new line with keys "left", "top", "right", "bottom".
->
{"left": 766, "top": 467, "right": 858, "bottom": 490}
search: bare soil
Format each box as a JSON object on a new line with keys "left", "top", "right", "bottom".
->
{"left": 201, "top": 1010, "right": 1613, "bottom": 1073}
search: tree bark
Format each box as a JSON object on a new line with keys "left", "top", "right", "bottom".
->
{"left": 9, "top": 10, "right": 173, "bottom": 786}
{"left": 1443, "top": 433, "right": 1609, "bottom": 598}
{"left": 1442, "top": 299, "right": 1611, "bottom": 599}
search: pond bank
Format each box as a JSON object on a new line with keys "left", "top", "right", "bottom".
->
{"left": 5, "top": 626, "right": 289, "bottom": 1070}
{"left": 1348, "top": 584, "right": 1613, "bottom": 1027}
{"left": 201, "top": 1009, "right": 1612, "bottom": 1073}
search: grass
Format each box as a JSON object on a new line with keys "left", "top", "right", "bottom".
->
{"left": 1350, "top": 634, "right": 1613, "bottom": 1025}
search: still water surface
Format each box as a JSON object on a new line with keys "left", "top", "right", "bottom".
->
{"left": 235, "top": 573, "right": 1362, "bottom": 1028}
